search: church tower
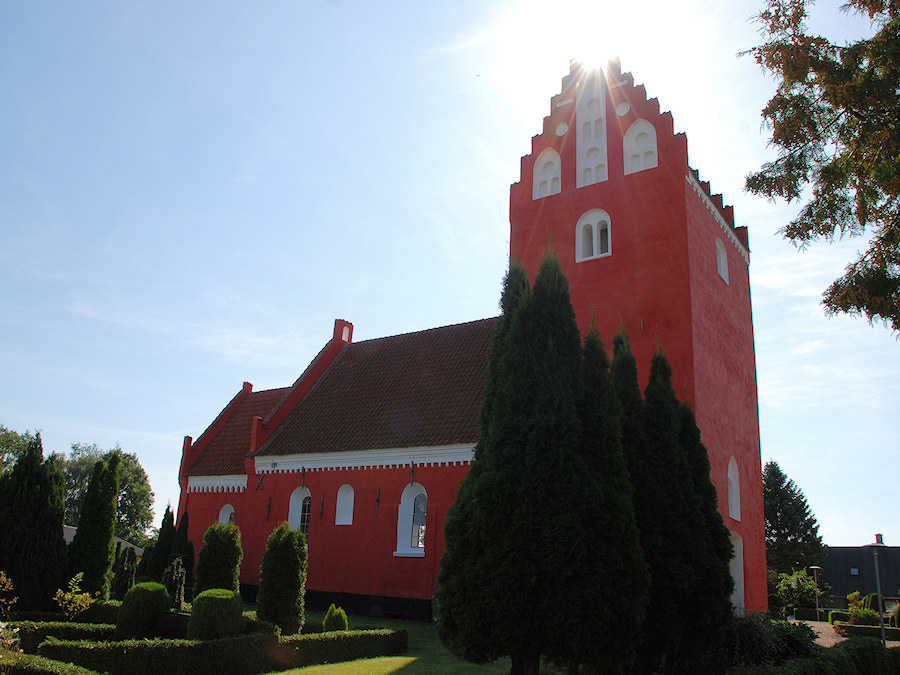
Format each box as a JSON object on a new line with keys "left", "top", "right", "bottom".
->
{"left": 510, "top": 61, "right": 766, "bottom": 613}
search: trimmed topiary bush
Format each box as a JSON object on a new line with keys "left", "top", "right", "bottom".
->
{"left": 187, "top": 588, "right": 244, "bottom": 640}
{"left": 161, "top": 557, "right": 186, "bottom": 610}
{"left": 256, "top": 522, "right": 307, "bottom": 635}
{"left": 114, "top": 582, "right": 170, "bottom": 639}
{"left": 193, "top": 524, "right": 242, "bottom": 596}
{"left": 323, "top": 603, "right": 348, "bottom": 632}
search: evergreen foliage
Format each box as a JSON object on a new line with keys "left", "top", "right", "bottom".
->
{"left": 438, "top": 256, "right": 648, "bottom": 674}
{"left": 114, "top": 581, "right": 170, "bottom": 640}
{"left": 763, "top": 460, "right": 824, "bottom": 574}
{"left": 323, "top": 603, "right": 349, "bottom": 632}
{"left": 161, "top": 556, "right": 186, "bottom": 610}
{"left": 0, "top": 434, "right": 68, "bottom": 610}
{"left": 745, "top": 0, "right": 900, "bottom": 330}
{"left": 573, "top": 328, "right": 648, "bottom": 672}
{"left": 256, "top": 522, "right": 307, "bottom": 635}
{"left": 68, "top": 453, "right": 120, "bottom": 600}
{"left": 193, "top": 522, "right": 243, "bottom": 596}
{"left": 187, "top": 588, "right": 245, "bottom": 640}
{"left": 172, "top": 511, "right": 195, "bottom": 584}
{"left": 145, "top": 504, "right": 177, "bottom": 582}
{"left": 111, "top": 546, "right": 137, "bottom": 601}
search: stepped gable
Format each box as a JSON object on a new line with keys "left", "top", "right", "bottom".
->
{"left": 186, "top": 386, "right": 291, "bottom": 477}
{"left": 256, "top": 317, "right": 497, "bottom": 458}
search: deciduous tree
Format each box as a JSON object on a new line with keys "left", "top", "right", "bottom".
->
{"left": 763, "top": 460, "right": 824, "bottom": 574}
{"left": 745, "top": 0, "right": 900, "bottom": 329}
{"left": 0, "top": 426, "right": 35, "bottom": 474}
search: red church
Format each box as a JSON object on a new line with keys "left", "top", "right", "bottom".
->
{"left": 176, "top": 61, "right": 767, "bottom": 617}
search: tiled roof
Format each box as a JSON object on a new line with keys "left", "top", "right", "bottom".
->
{"left": 186, "top": 386, "right": 290, "bottom": 476}
{"left": 256, "top": 317, "right": 497, "bottom": 457}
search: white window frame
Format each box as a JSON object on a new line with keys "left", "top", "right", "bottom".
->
{"left": 716, "top": 238, "right": 729, "bottom": 284}
{"left": 218, "top": 503, "right": 235, "bottom": 525}
{"left": 335, "top": 484, "right": 354, "bottom": 525}
{"left": 575, "top": 209, "right": 612, "bottom": 262}
{"left": 394, "top": 482, "right": 427, "bottom": 557}
{"left": 288, "top": 486, "right": 312, "bottom": 534}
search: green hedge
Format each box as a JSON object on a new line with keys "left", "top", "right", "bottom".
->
{"left": 187, "top": 589, "right": 243, "bottom": 640}
{"left": 0, "top": 648, "right": 99, "bottom": 674}
{"left": 35, "top": 627, "right": 407, "bottom": 674}
{"left": 834, "top": 621, "right": 900, "bottom": 640}
{"left": 8, "top": 622, "right": 115, "bottom": 654}
{"left": 278, "top": 629, "right": 408, "bottom": 667}
{"left": 828, "top": 610, "right": 850, "bottom": 624}
{"left": 729, "top": 640, "right": 900, "bottom": 674}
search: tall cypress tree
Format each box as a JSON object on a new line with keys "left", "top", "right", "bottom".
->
{"left": 676, "top": 400, "right": 734, "bottom": 670}
{"left": 574, "top": 328, "right": 648, "bottom": 672}
{"left": 172, "top": 511, "right": 195, "bottom": 584}
{"left": 147, "top": 504, "right": 177, "bottom": 582}
{"left": 0, "top": 434, "right": 67, "bottom": 610}
{"left": 257, "top": 522, "right": 307, "bottom": 635}
{"left": 438, "top": 255, "right": 617, "bottom": 675}
{"left": 69, "top": 453, "right": 120, "bottom": 600}
{"left": 436, "top": 263, "right": 530, "bottom": 665}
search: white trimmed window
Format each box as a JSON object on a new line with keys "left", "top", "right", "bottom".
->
{"left": 289, "top": 486, "right": 312, "bottom": 534}
{"left": 716, "top": 238, "right": 729, "bottom": 284}
{"left": 532, "top": 147, "right": 562, "bottom": 200}
{"left": 394, "top": 482, "right": 427, "bottom": 557}
{"left": 623, "top": 118, "right": 658, "bottom": 175}
{"left": 575, "top": 209, "right": 611, "bottom": 262}
{"left": 728, "top": 457, "right": 741, "bottom": 521}
{"left": 218, "top": 503, "right": 235, "bottom": 525}
{"left": 335, "top": 484, "right": 354, "bottom": 525}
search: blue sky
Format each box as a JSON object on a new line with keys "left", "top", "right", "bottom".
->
{"left": 1, "top": 0, "right": 896, "bottom": 547}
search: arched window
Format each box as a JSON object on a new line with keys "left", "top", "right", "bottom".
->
{"left": 716, "top": 238, "right": 729, "bottom": 284}
{"left": 623, "top": 119, "right": 658, "bottom": 175}
{"left": 532, "top": 147, "right": 562, "bottom": 200}
{"left": 394, "top": 482, "right": 427, "bottom": 557}
{"left": 728, "top": 457, "right": 741, "bottom": 521}
{"left": 575, "top": 209, "right": 612, "bottom": 262}
{"left": 335, "top": 484, "right": 354, "bottom": 525}
{"left": 218, "top": 503, "right": 235, "bottom": 525}
{"left": 288, "top": 486, "right": 312, "bottom": 535}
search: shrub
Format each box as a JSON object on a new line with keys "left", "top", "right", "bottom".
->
{"left": 74, "top": 600, "right": 120, "bottom": 625}
{"left": 161, "top": 557, "right": 186, "bottom": 611}
{"left": 863, "top": 592, "right": 885, "bottom": 613}
{"left": 193, "top": 524, "right": 242, "bottom": 596}
{"left": 114, "top": 581, "right": 170, "bottom": 639}
{"left": 828, "top": 636, "right": 893, "bottom": 673}
{"left": 111, "top": 546, "right": 137, "bottom": 601}
{"left": 0, "top": 570, "right": 18, "bottom": 619}
{"left": 0, "top": 649, "right": 97, "bottom": 674}
{"left": 256, "top": 523, "right": 307, "bottom": 635}
{"left": 53, "top": 574, "right": 92, "bottom": 621}
{"left": 187, "top": 589, "right": 244, "bottom": 640}
{"left": 775, "top": 570, "right": 820, "bottom": 609}
{"left": 11, "top": 620, "right": 115, "bottom": 654}
{"left": 850, "top": 607, "right": 881, "bottom": 626}
{"left": 322, "top": 603, "right": 348, "bottom": 632}
{"left": 828, "top": 610, "right": 850, "bottom": 624}
{"left": 726, "top": 613, "right": 818, "bottom": 668}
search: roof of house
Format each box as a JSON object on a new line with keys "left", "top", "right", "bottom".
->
{"left": 257, "top": 317, "right": 496, "bottom": 457}
{"left": 186, "top": 386, "right": 290, "bottom": 476}
{"left": 186, "top": 317, "right": 497, "bottom": 476}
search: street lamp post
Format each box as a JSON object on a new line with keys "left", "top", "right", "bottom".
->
{"left": 866, "top": 534, "right": 888, "bottom": 648}
{"left": 809, "top": 565, "right": 822, "bottom": 621}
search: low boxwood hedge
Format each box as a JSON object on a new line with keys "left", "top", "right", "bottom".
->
{"left": 828, "top": 610, "right": 850, "bottom": 624}
{"left": 74, "top": 601, "right": 120, "bottom": 625}
{"left": 0, "top": 648, "right": 98, "bottom": 674}
{"left": 833, "top": 621, "right": 900, "bottom": 640}
{"left": 35, "top": 626, "right": 407, "bottom": 674}
{"left": 8, "top": 622, "right": 115, "bottom": 654}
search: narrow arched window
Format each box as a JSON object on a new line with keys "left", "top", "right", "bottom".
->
{"left": 532, "top": 147, "right": 562, "bottom": 200}
{"left": 623, "top": 119, "right": 658, "bottom": 175}
{"left": 394, "top": 482, "right": 427, "bottom": 557}
{"left": 716, "top": 238, "right": 729, "bottom": 284}
{"left": 575, "top": 209, "right": 612, "bottom": 262}
{"left": 218, "top": 503, "right": 235, "bottom": 525}
{"left": 335, "top": 484, "right": 354, "bottom": 525}
{"left": 728, "top": 457, "right": 741, "bottom": 521}
{"left": 289, "top": 486, "right": 312, "bottom": 534}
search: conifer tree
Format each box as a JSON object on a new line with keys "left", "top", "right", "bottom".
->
{"left": 146, "top": 504, "right": 177, "bottom": 582}
{"left": 172, "top": 511, "right": 195, "bottom": 584}
{"left": 194, "top": 522, "right": 242, "bottom": 595}
{"left": 68, "top": 453, "right": 120, "bottom": 600}
{"left": 763, "top": 460, "right": 824, "bottom": 574}
{"left": 0, "top": 434, "right": 68, "bottom": 610}
{"left": 574, "top": 328, "right": 648, "bottom": 672}
{"left": 436, "top": 263, "right": 529, "bottom": 665}
{"left": 438, "top": 255, "right": 622, "bottom": 675}
{"left": 256, "top": 522, "right": 307, "bottom": 635}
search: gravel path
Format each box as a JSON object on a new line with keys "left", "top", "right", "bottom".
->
{"left": 801, "top": 620, "right": 900, "bottom": 649}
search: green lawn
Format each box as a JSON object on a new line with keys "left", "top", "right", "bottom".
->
{"left": 265, "top": 613, "right": 512, "bottom": 675}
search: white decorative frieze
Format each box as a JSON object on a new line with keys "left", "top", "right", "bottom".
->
{"left": 254, "top": 443, "right": 475, "bottom": 474}
{"left": 187, "top": 474, "right": 247, "bottom": 493}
